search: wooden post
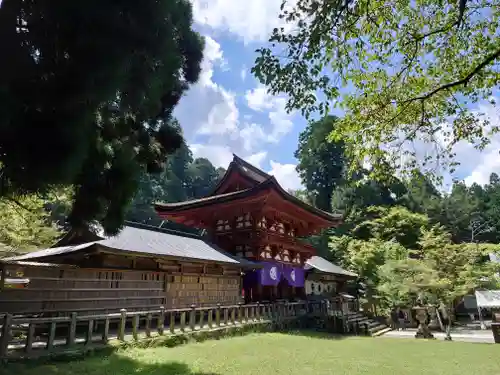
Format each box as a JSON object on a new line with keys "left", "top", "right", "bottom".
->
{"left": 189, "top": 305, "right": 196, "bottom": 331}
{"left": 231, "top": 307, "right": 236, "bottom": 325}
{"left": 0, "top": 314, "right": 12, "bottom": 358}
{"left": 47, "top": 321, "right": 57, "bottom": 350}
{"left": 244, "top": 305, "right": 249, "bottom": 322}
{"left": 145, "top": 313, "right": 152, "bottom": 338}
{"left": 216, "top": 304, "right": 221, "bottom": 327}
{"left": 67, "top": 312, "right": 77, "bottom": 346}
{"left": 180, "top": 311, "right": 186, "bottom": 332}
{"left": 158, "top": 306, "right": 165, "bottom": 335}
{"left": 86, "top": 320, "right": 94, "bottom": 346}
{"left": 118, "top": 309, "right": 127, "bottom": 341}
{"left": 223, "top": 307, "right": 229, "bottom": 325}
{"left": 238, "top": 303, "right": 243, "bottom": 323}
{"left": 208, "top": 308, "right": 213, "bottom": 328}
{"left": 103, "top": 317, "right": 110, "bottom": 343}
{"left": 25, "top": 323, "right": 35, "bottom": 354}
{"left": 199, "top": 309, "right": 205, "bottom": 329}
{"left": 0, "top": 265, "right": 5, "bottom": 291}
{"left": 169, "top": 312, "right": 175, "bottom": 334}
{"left": 132, "top": 315, "right": 139, "bottom": 340}
{"left": 256, "top": 303, "right": 261, "bottom": 320}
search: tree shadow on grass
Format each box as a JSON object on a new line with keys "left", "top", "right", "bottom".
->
{"left": 1, "top": 353, "right": 220, "bottom": 375}
{"left": 280, "top": 329, "right": 354, "bottom": 340}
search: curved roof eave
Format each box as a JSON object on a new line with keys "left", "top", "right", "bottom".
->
{"left": 155, "top": 176, "right": 342, "bottom": 224}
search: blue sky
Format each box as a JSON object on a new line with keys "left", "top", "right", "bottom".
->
{"left": 1, "top": 0, "right": 497, "bottom": 190}
{"left": 173, "top": 0, "right": 500, "bottom": 191}
{"left": 173, "top": 0, "right": 310, "bottom": 191}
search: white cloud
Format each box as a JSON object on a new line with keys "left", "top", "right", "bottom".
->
{"left": 174, "top": 36, "right": 238, "bottom": 139}
{"left": 191, "top": 0, "right": 296, "bottom": 43}
{"left": 452, "top": 101, "right": 500, "bottom": 186}
{"left": 190, "top": 144, "right": 269, "bottom": 171}
{"left": 268, "top": 160, "right": 303, "bottom": 191}
{"left": 197, "top": 90, "right": 239, "bottom": 135}
{"left": 245, "top": 85, "right": 274, "bottom": 111}
{"left": 190, "top": 144, "right": 233, "bottom": 168}
{"left": 462, "top": 146, "right": 500, "bottom": 187}
{"left": 240, "top": 66, "right": 247, "bottom": 81}
{"left": 244, "top": 84, "right": 295, "bottom": 144}
{"left": 246, "top": 151, "right": 268, "bottom": 169}
{"left": 464, "top": 150, "right": 500, "bottom": 186}
{"left": 189, "top": 144, "right": 301, "bottom": 191}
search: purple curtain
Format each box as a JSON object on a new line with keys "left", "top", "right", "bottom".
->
{"left": 283, "top": 265, "right": 305, "bottom": 287}
{"left": 243, "top": 270, "right": 258, "bottom": 289}
{"left": 258, "top": 262, "right": 283, "bottom": 286}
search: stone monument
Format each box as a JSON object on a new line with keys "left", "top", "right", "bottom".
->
{"left": 413, "top": 305, "right": 434, "bottom": 339}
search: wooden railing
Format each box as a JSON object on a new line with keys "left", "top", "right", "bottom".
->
{"left": 0, "top": 301, "right": 309, "bottom": 359}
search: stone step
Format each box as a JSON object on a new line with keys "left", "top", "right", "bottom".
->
{"left": 371, "top": 327, "right": 392, "bottom": 337}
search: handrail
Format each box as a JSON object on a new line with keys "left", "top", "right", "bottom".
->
{"left": 0, "top": 300, "right": 311, "bottom": 358}
{"left": 0, "top": 299, "right": 362, "bottom": 359}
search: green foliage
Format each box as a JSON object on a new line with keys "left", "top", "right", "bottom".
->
{"left": 418, "top": 227, "right": 500, "bottom": 303}
{"left": 331, "top": 235, "right": 408, "bottom": 304}
{"left": 253, "top": 0, "right": 500, "bottom": 180}
{"left": 0, "top": 194, "right": 62, "bottom": 253}
{"left": 331, "top": 204, "right": 500, "bottom": 311}
{"left": 352, "top": 206, "right": 429, "bottom": 249}
{"left": 0, "top": 0, "right": 204, "bottom": 235}
{"left": 127, "top": 151, "right": 225, "bottom": 227}
{"left": 288, "top": 189, "right": 315, "bottom": 205}
{"left": 294, "top": 116, "right": 345, "bottom": 212}
{"left": 186, "top": 158, "right": 225, "bottom": 198}
{"left": 377, "top": 258, "right": 443, "bottom": 307}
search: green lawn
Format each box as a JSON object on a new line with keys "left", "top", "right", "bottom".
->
{"left": 3, "top": 333, "right": 500, "bottom": 375}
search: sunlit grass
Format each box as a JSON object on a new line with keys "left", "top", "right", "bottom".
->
{"left": 4, "top": 332, "right": 500, "bottom": 375}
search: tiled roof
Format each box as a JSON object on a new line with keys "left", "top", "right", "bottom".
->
{"left": 304, "top": 256, "right": 357, "bottom": 277}
{"left": 232, "top": 154, "right": 270, "bottom": 183}
{"left": 6, "top": 225, "right": 258, "bottom": 267}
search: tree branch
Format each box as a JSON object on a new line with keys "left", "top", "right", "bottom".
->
{"left": 6, "top": 197, "right": 34, "bottom": 213}
{"left": 403, "top": 47, "right": 500, "bottom": 103}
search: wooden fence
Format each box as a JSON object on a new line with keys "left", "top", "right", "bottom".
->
{"left": 0, "top": 301, "right": 314, "bottom": 359}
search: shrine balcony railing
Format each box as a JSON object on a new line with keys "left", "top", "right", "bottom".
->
{"left": 218, "top": 227, "right": 316, "bottom": 253}
{"left": 0, "top": 301, "right": 311, "bottom": 359}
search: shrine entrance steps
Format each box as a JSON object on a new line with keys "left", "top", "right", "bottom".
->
{"left": 345, "top": 312, "right": 391, "bottom": 336}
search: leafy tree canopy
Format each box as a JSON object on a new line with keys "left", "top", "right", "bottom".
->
{"left": 0, "top": 194, "right": 63, "bottom": 253}
{"left": 295, "top": 116, "right": 345, "bottom": 212}
{"left": 331, "top": 205, "right": 500, "bottom": 312}
{"left": 0, "top": 0, "right": 204, "bottom": 234}
{"left": 351, "top": 206, "right": 429, "bottom": 249}
{"left": 127, "top": 151, "right": 225, "bottom": 228}
{"left": 253, "top": 0, "right": 499, "bottom": 180}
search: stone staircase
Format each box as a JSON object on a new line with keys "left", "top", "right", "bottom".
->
{"left": 345, "top": 312, "right": 391, "bottom": 336}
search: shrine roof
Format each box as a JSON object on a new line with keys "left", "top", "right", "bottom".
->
{"left": 209, "top": 154, "right": 272, "bottom": 195}
{"left": 6, "top": 223, "right": 258, "bottom": 267}
{"left": 155, "top": 176, "right": 342, "bottom": 223}
{"left": 304, "top": 256, "right": 357, "bottom": 278}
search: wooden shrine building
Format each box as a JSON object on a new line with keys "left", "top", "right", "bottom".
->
{"left": 0, "top": 223, "right": 256, "bottom": 315}
{"left": 304, "top": 256, "right": 357, "bottom": 297}
{"left": 155, "top": 155, "right": 343, "bottom": 303}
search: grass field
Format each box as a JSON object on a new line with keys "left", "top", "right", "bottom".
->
{"left": 3, "top": 333, "right": 500, "bottom": 375}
